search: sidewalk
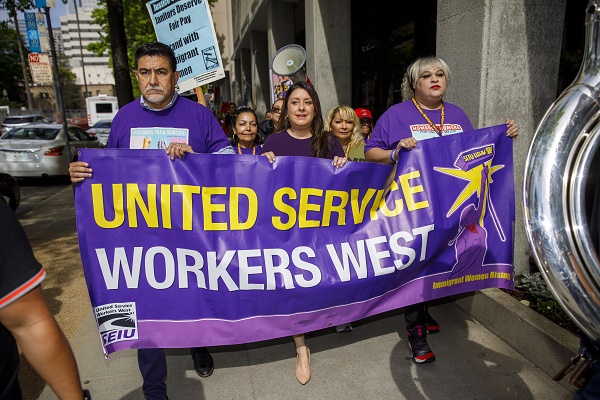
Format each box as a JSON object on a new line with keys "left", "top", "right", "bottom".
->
{"left": 25, "top": 187, "right": 576, "bottom": 399}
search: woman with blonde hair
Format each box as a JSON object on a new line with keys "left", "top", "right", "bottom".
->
{"left": 366, "top": 56, "right": 518, "bottom": 365}
{"left": 325, "top": 105, "right": 365, "bottom": 162}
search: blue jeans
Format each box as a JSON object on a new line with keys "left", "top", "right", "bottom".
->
{"left": 138, "top": 348, "right": 167, "bottom": 400}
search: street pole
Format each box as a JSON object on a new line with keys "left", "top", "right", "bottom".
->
{"left": 73, "top": 0, "right": 89, "bottom": 98}
{"left": 12, "top": 6, "right": 34, "bottom": 110}
{"left": 43, "top": 6, "right": 73, "bottom": 165}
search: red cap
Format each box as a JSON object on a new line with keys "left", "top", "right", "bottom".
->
{"left": 355, "top": 108, "right": 372, "bottom": 119}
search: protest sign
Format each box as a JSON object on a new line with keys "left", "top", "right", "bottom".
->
{"left": 75, "top": 125, "right": 515, "bottom": 355}
{"left": 146, "top": 0, "right": 226, "bottom": 92}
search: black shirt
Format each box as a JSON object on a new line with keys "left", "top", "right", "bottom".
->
{"left": 0, "top": 201, "right": 45, "bottom": 398}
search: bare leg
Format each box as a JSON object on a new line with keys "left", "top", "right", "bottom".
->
{"left": 293, "top": 334, "right": 311, "bottom": 384}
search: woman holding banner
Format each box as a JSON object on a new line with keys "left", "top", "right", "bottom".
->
{"left": 325, "top": 105, "right": 365, "bottom": 164}
{"left": 324, "top": 105, "right": 365, "bottom": 333}
{"left": 365, "top": 56, "right": 518, "bottom": 365}
{"left": 261, "top": 81, "right": 347, "bottom": 385}
{"left": 230, "top": 107, "right": 262, "bottom": 154}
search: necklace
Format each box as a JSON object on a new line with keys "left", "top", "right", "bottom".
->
{"left": 238, "top": 143, "right": 256, "bottom": 155}
{"left": 343, "top": 143, "right": 351, "bottom": 157}
{"left": 412, "top": 97, "right": 444, "bottom": 136}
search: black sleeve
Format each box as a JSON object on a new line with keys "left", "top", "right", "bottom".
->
{"left": 0, "top": 201, "right": 44, "bottom": 309}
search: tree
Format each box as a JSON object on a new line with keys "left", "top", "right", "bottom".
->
{"left": 0, "top": 21, "right": 27, "bottom": 106}
{"left": 88, "top": 0, "right": 158, "bottom": 99}
{"left": 1, "top": 0, "right": 35, "bottom": 108}
{"left": 0, "top": 0, "right": 33, "bottom": 14}
{"left": 88, "top": 0, "right": 218, "bottom": 99}
{"left": 58, "top": 54, "right": 83, "bottom": 109}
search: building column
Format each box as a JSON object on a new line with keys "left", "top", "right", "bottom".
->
{"left": 251, "top": 30, "right": 270, "bottom": 119}
{"left": 305, "top": 0, "right": 352, "bottom": 115}
{"left": 233, "top": 58, "right": 242, "bottom": 105}
{"left": 240, "top": 48, "right": 252, "bottom": 107}
{"left": 267, "top": 0, "right": 296, "bottom": 63}
{"left": 436, "top": 0, "right": 567, "bottom": 275}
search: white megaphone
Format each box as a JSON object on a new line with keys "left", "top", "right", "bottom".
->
{"left": 271, "top": 44, "right": 307, "bottom": 83}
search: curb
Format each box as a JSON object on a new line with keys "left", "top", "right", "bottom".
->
{"left": 454, "top": 288, "right": 579, "bottom": 392}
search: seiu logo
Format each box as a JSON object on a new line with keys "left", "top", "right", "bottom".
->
{"left": 101, "top": 329, "right": 137, "bottom": 346}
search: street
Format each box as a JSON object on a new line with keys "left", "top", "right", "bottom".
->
{"left": 16, "top": 177, "right": 71, "bottom": 217}
{"left": 11, "top": 176, "right": 578, "bottom": 400}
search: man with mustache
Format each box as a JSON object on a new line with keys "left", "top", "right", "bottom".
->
{"left": 69, "top": 42, "right": 234, "bottom": 400}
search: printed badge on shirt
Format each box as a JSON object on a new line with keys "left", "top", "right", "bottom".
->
{"left": 129, "top": 127, "right": 189, "bottom": 149}
{"left": 410, "top": 123, "right": 464, "bottom": 141}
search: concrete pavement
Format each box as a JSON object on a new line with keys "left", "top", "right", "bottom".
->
{"left": 21, "top": 186, "right": 578, "bottom": 399}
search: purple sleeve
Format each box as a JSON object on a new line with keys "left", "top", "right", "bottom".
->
{"left": 259, "top": 135, "right": 272, "bottom": 154}
{"left": 329, "top": 136, "right": 345, "bottom": 158}
{"left": 106, "top": 111, "right": 123, "bottom": 149}
{"left": 460, "top": 110, "right": 474, "bottom": 132}
{"left": 365, "top": 117, "right": 392, "bottom": 151}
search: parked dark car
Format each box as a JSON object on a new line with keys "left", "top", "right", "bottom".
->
{"left": 86, "top": 119, "right": 112, "bottom": 145}
{"left": 0, "top": 172, "right": 20, "bottom": 210}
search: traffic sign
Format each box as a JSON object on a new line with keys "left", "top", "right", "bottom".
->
{"left": 28, "top": 53, "right": 53, "bottom": 83}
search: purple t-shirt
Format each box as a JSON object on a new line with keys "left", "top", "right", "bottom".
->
{"left": 107, "top": 96, "right": 231, "bottom": 152}
{"left": 365, "top": 100, "right": 473, "bottom": 151}
{"left": 260, "top": 130, "right": 345, "bottom": 159}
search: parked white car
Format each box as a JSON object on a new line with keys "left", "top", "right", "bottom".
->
{"left": 0, "top": 123, "right": 104, "bottom": 178}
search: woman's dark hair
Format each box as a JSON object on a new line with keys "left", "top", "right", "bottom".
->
{"left": 230, "top": 107, "right": 262, "bottom": 145}
{"left": 274, "top": 81, "right": 329, "bottom": 158}
{"left": 134, "top": 42, "right": 177, "bottom": 73}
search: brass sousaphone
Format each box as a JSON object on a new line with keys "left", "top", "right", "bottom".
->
{"left": 524, "top": 1, "right": 600, "bottom": 340}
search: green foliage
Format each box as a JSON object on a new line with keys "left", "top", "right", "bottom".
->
{"left": 0, "top": 20, "right": 27, "bottom": 106}
{"left": 0, "top": 0, "right": 35, "bottom": 19}
{"left": 88, "top": 0, "right": 156, "bottom": 98}
{"left": 516, "top": 272, "right": 567, "bottom": 318}
{"left": 58, "top": 54, "right": 83, "bottom": 108}
{"left": 516, "top": 272, "right": 554, "bottom": 300}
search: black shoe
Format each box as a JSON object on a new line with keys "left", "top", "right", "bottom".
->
{"left": 425, "top": 313, "right": 440, "bottom": 334}
{"left": 407, "top": 326, "right": 435, "bottom": 364}
{"left": 191, "top": 347, "right": 214, "bottom": 377}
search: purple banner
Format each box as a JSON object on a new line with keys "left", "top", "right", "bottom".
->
{"left": 75, "top": 124, "right": 515, "bottom": 355}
